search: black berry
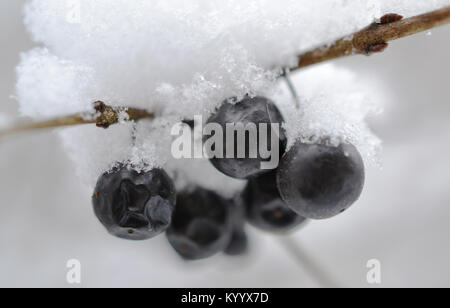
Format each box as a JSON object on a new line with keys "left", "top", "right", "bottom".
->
{"left": 244, "top": 170, "right": 306, "bottom": 233}
{"left": 92, "top": 165, "right": 176, "bottom": 240}
{"left": 277, "top": 141, "right": 365, "bottom": 220}
{"left": 205, "top": 96, "right": 287, "bottom": 179}
{"left": 166, "top": 188, "right": 233, "bottom": 260}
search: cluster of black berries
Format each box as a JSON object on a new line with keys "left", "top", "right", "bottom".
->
{"left": 92, "top": 96, "right": 365, "bottom": 260}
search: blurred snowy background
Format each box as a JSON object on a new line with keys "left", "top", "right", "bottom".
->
{"left": 1, "top": 0, "right": 450, "bottom": 288}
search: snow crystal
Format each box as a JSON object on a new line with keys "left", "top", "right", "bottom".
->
{"left": 15, "top": 0, "right": 450, "bottom": 188}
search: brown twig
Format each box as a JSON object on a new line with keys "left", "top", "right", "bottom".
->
{"left": 0, "top": 101, "right": 154, "bottom": 137}
{"left": 293, "top": 6, "right": 450, "bottom": 70}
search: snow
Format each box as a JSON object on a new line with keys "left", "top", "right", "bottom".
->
{"left": 15, "top": 0, "right": 450, "bottom": 188}
{"left": 16, "top": 48, "right": 96, "bottom": 118}
{"left": 274, "top": 64, "right": 385, "bottom": 167}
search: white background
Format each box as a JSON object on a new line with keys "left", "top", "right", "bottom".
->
{"left": 1, "top": 0, "right": 450, "bottom": 287}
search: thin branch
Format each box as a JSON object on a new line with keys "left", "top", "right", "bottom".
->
{"left": 0, "top": 101, "right": 154, "bottom": 137}
{"left": 280, "top": 237, "right": 342, "bottom": 288}
{"left": 282, "top": 68, "right": 301, "bottom": 109}
{"left": 293, "top": 6, "right": 450, "bottom": 70}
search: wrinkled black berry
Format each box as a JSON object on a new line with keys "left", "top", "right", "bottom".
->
{"left": 205, "top": 96, "right": 287, "bottom": 179}
{"left": 244, "top": 170, "right": 306, "bottom": 233}
{"left": 277, "top": 141, "right": 365, "bottom": 220}
{"left": 166, "top": 188, "right": 233, "bottom": 260}
{"left": 92, "top": 165, "right": 176, "bottom": 240}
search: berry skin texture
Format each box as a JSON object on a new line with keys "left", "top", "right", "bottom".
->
{"left": 205, "top": 96, "right": 287, "bottom": 179}
{"left": 277, "top": 141, "right": 365, "bottom": 220}
{"left": 166, "top": 188, "right": 233, "bottom": 260}
{"left": 92, "top": 165, "right": 176, "bottom": 240}
{"left": 244, "top": 170, "right": 307, "bottom": 233}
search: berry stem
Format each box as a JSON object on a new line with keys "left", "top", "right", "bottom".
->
{"left": 282, "top": 68, "right": 301, "bottom": 109}
{"left": 293, "top": 6, "right": 450, "bottom": 70}
{"left": 280, "top": 237, "right": 342, "bottom": 288}
{"left": 0, "top": 101, "right": 154, "bottom": 137}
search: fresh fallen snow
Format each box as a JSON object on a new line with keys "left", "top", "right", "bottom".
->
{"left": 274, "top": 63, "right": 385, "bottom": 167}
{"left": 15, "top": 0, "right": 450, "bottom": 190}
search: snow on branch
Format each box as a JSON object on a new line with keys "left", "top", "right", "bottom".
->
{"left": 1, "top": 6, "right": 450, "bottom": 137}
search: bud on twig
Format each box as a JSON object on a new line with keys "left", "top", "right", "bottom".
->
{"left": 0, "top": 101, "right": 154, "bottom": 137}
